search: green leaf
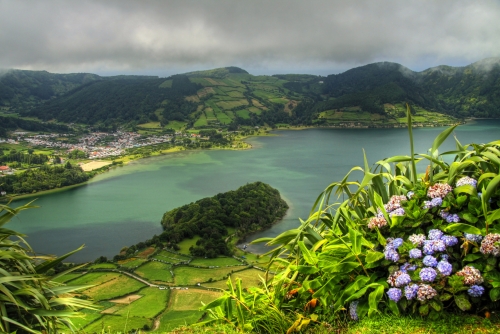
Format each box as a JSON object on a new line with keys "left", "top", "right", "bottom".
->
{"left": 454, "top": 294, "right": 471, "bottom": 311}
{"left": 490, "top": 288, "right": 500, "bottom": 301}
{"left": 365, "top": 251, "right": 384, "bottom": 264}
{"left": 439, "top": 293, "right": 453, "bottom": 301}
{"left": 431, "top": 124, "right": 458, "bottom": 155}
{"left": 387, "top": 299, "right": 400, "bottom": 315}
{"left": 368, "top": 285, "right": 384, "bottom": 316}
{"left": 453, "top": 185, "right": 477, "bottom": 196}
{"left": 429, "top": 300, "right": 442, "bottom": 312}
{"left": 298, "top": 240, "right": 318, "bottom": 265}
{"left": 487, "top": 209, "right": 500, "bottom": 225}
{"left": 377, "top": 228, "right": 387, "bottom": 246}
{"left": 323, "top": 262, "right": 360, "bottom": 274}
{"left": 463, "top": 253, "right": 482, "bottom": 262}
{"left": 348, "top": 228, "right": 363, "bottom": 255}
{"left": 444, "top": 223, "right": 481, "bottom": 235}
{"left": 296, "top": 265, "right": 319, "bottom": 275}
{"left": 419, "top": 304, "right": 429, "bottom": 316}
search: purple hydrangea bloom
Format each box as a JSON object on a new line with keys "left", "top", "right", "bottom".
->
{"left": 404, "top": 284, "right": 419, "bottom": 300}
{"left": 395, "top": 272, "right": 412, "bottom": 287}
{"left": 439, "top": 210, "right": 449, "bottom": 219}
{"left": 424, "top": 197, "right": 443, "bottom": 209}
{"left": 387, "top": 288, "right": 402, "bottom": 302}
{"left": 389, "top": 208, "right": 406, "bottom": 217}
{"left": 384, "top": 248, "right": 400, "bottom": 262}
{"left": 437, "top": 260, "right": 453, "bottom": 276}
{"left": 441, "top": 254, "right": 449, "bottom": 260}
{"left": 391, "top": 238, "right": 404, "bottom": 249}
{"left": 423, "top": 240, "right": 446, "bottom": 254}
{"left": 409, "top": 248, "right": 422, "bottom": 259}
{"left": 349, "top": 301, "right": 359, "bottom": 321}
{"left": 467, "top": 285, "right": 485, "bottom": 297}
{"left": 445, "top": 214, "right": 460, "bottom": 223}
{"left": 401, "top": 263, "right": 417, "bottom": 272}
{"left": 441, "top": 235, "right": 458, "bottom": 247}
{"left": 428, "top": 229, "right": 444, "bottom": 240}
{"left": 423, "top": 255, "right": 438, "bottom": 267}
{"left": 420, "top": 267, "right": 437, "bottom": 282}
{"left": 464, "top": 233, "right": 483, "bottom": 243}
{"left": 456, "top": 176, "right": 478, "bottom": 188}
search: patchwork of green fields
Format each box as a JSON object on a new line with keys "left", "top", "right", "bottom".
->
{"left": 116, "top": 287, "right": 169, "bottom": 318}
{"left": 135, "top": 261, "right": 173, "bottom": 282}
{"left": 189, "top": 257, "right": 242, "bottom": 267}
{"left": 173, "top": 266, "right": 237, "bottom": 285}
{"left": 83, "top": 274, "right": 145, "bottom": 301}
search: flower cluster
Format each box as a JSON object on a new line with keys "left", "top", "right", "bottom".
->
{"left": 367, "top": 216, "right": 388, "bottom": 229}
{"left": 427, "top": 183, "right": 453, "bottom": 199}
{"left": 384, "top": 238, "right": 403, "bottom": 262}
{"left": 456, "top": 176, "right": 478, "bottom": 188}
{"left": 439, "top": 210, "right": 460, "bottom": 223}
{"left": 456, "top": 266, "right": 484, "bottom": 285}
{"left": 480, "top": 233, "right": 500, "bottom": 257}
{"left": 349, "top": 301, "right": 359, "bottom": 321}
{"left": 384, "top": 195, "right": 407, "bottom": 212}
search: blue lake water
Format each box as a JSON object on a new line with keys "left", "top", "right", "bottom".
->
{"left": 12, "top": 120, "right": 500, "bottom": 262}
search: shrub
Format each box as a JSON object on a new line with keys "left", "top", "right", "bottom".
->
{"left": 201, "top": 105, "right": 500, "bottom": 331}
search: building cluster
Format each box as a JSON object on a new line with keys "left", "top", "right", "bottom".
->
{"left": 11, "top": 131, "right": 183, "bottom": 159}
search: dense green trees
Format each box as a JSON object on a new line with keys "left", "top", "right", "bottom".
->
{"left": 160, "top": 182, "right": 288, "bottom": 257}
{"left": 0, "top": 164, "right": 89, "bottom": 195}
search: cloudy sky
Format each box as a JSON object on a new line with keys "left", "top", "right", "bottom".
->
{"left": 1, "top": 0, "right": 499, "bottom": 77}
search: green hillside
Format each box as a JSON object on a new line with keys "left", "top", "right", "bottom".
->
{"left": 2, "top": 58, "right": 499, "bottom": 133}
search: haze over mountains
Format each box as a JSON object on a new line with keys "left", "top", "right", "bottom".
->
{"left": 1, "top": 58, "right": 499, "bottom": 130}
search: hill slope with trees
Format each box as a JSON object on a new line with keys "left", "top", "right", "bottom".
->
{"left": 159, "top": 181, "right": 288, "bottom": 258}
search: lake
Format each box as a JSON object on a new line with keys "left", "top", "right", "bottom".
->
{"left": 12, "top": 120, "right": 500, "bottom": 262}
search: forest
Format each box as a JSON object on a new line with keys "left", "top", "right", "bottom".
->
{"left": 0, "top": 162, "right": 89, "bottom": 195}
{"left": 159, "top": 181, "right": 288, "bottom": 258}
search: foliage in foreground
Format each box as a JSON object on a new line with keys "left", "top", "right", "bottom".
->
{"left": 0, "top": 201, "right": 96, "bottom": 333}
{"left": 201, "top": 106, "right": 500, "bottom": 332}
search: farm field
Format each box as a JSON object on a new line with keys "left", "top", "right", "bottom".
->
{"left": 83, "top": 274, "right": 145, "bottom": 301}
{"left": 68, "top": 272, "right": 119, "bottom": 286}
{"left": 154, "top": 310, "right": 205, "bottom": 333}
{"left": 177, "top": 237, "right": 200, "bottom": 253}
{"left": 52, "top": 272, "right": 82, "bottom": 283}
{"left": 135, "top": 261, "right": 173, "bottom": 282}
{"left": 153, "top": 250, "right": 191, "bottom": 263}
{"left": 173, "top": 266, "right": 237, "bottom": 285}
{"left": 118, "top": 257, "right": 146, "bottom": 268}
{"left": 88, "top": 263, "right": 118, "bottom": 269}
{"left": 116, "top": 287, "right": 170, "bottom": 318}
{"left": 82, "top": 314, "right": 150, "bottom": 333}
{"left": 189, "top": 257, "right": 243, "bottom": 267}
{"left": 201, "top": 268, "right": 268, "bottom": 290}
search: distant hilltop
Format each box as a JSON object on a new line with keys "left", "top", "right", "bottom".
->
{"left": 1, "top": 57, "right": 499, "bottom": 133}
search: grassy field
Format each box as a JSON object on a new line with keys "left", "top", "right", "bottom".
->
{"left": 116, "top": 287, "right": 170, "bottom": 318}
{"left": 154, "top": 250, "right": 191, "bottom": 263}
{"left": 193, "top": 113, "right": 208, "bottom": 127}
{"left": 83, "top": 274, "right": 145, "bottom": 301}
{"left": 216, "top": 112, "right": 233, "bottom": 124}
{"left": 235, "top": 110, "right": 250, "bottom": 119}
{"left": 201, "top": 268, "right": 267, "bottom": 290}
{"left": 189, "top": 257, "right": 242, "bottom": 267}
{"left": 118, "top": 257, "right": 146, "bottom": 268}
{"left": 87, "top": 263, "right": 118, "bottom": 269}
{"left": 177, "top": 237, "right": 200, "bottom": 254}
{"left": 169, "top": 289, "right": 221, "bottom": 311}
{"left": 216, "top": 99, "right": 248, "bottom": 110}
{"left": 173, "top": 266, "right": 239, "bottom": 285}
{"left": 82, "top": 314, "right": 151, "bottom": 333}
{"left": 68, "top": 272, "right": 120, "bottom": 286}
{"left": 165, "top": 120, "right": 187, "bottom": 131}
{"left": 52, "top": 272, "right": 83, "bottom": 283}
{"left": 70, "top": 312, "right": 102, "bottom": 330}
{"left": 154, "top": 310, "right": 205, "bottom": 333}
{"left": 137, "top": 122, "right": 162, "bottom": 129}
{"left": 135, "top": 261, "right": 174, "bottom": 282}
{"left": 159, "top": 79, "right": 172, "bottom": 88}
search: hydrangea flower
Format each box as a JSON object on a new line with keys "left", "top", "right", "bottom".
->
{"left": 456, "top": 266, "right": 484, "bottom": 285}
{"left": 423, "top": 240, "right": 446, "bottom": 255}
{"left": 417, "top": 284, "right": 437, "bottom": 301}
{"left": 420, "top": 267, "right": 437, "bottom": 282}
{"left": 409, "top": 234, "right": 426, "bottom": 247}
{"left": 437, "top": 260, "right": 453, "bottom": 276}
{"left": 423, "top": 255, "right": 438, "bottom": 267}
{"left": 427, "top": 183, "right": 453, "bottom": 199}
{"left": 368, "top": 216, "right": 387, "bottom": 229}
{"left": 467, "top": 285, "right": 485, "bottom": 297}
{"left": 384, "top": 195, "right": 407, "bottom": 212}
{"left": 391, "top": 238, "right": 404, "bottom": 249}
{"left": 407, "top": 191, "right": 414, "bottom": 199}
{"left": 480, "top": 233, "right": 500, "bottom": 257}
{"left": 387, "top": 288, "right": 402, "bottom": 302}
{"left": 404, "top": 284, "right": 419, "bottom": 300}
{"left": 349, "top": 301, "right": 359, "bottom": 321}
{"left": 389, "top": 208, "right": 405, "bottom": 217}
{"left": 445, "top": 214, "right": 460, "bottom": 223}
{"left": 464, "top": 233, "right": 483, "bottom": 243}
{"left": 456, "top": 176, "right": 477, "bottom": 188}
{"left": 395, "top": 272, "right": 412, "bottom": 287}
{"left": 423, "top": 197, "right": 443, "bottom": 209}
{"left": 409, "top": 248, "right": 422, "bottom": 259}
{"left": 384, "top": 248, "right": 400, "bottom": 262}
{"left": 428, "top": 229, "right": 444, "bottom": 240}
{"left": 400, "top": 263, "right": 417, "bottom": 272}
{"left": 441, "top": 235, "right": 458, "bottom": 247}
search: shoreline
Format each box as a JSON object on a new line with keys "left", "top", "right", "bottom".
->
{"left": 2, "top": 120, "right": 480, "bottom": 202}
